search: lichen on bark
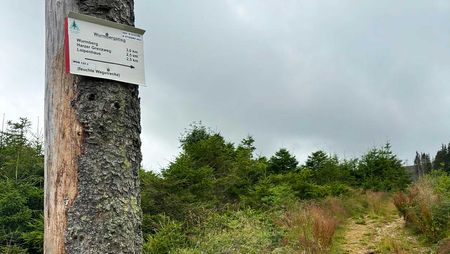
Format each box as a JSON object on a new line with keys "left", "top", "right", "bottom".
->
{"left": 65, "top": 78, "right": 142, "bottom": 254}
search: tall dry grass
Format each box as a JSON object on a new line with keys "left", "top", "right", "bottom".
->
{"left": 279, "top": 191, "right": 389, "bottom": 253}
{"left": 310, "top": 206, "right": 338, "bottom": 249}
{"left": 278, "top": 203, "right": 339, "bottom": 253}
{"left": 323, "top": 196, "right": 348, "bottom": 220}
{"left": 365, "top": 191, "right": 389, "bottom": 215}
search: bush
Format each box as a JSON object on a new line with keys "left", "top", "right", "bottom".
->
{"left": 327, "top": 183, "right": 352, "bottom": 196}
{"left": 143, "top": 215, "right": 187, "bottom": 254}
{"left": 429, "top": 170, "right": 450, "bottom": 197}
{"left": 21, "top": 216, "right": 43, "bottom": 254}
{"left": 394, "top": 173, "right": 450, "bottom": 242}
{"left": 246, "top": 170, "right": 352, "bottom": 206}
{"left": 259, "top": 184, "right": 297, "bottom": 207}
{"left": 0, "top": 245, "right": 28, "bottom": 254}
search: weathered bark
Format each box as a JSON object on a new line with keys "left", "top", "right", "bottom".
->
{"left": 45, "top": 1, "right": 142, "bottom": 253}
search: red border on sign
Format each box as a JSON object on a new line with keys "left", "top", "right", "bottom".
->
{"left": 64, "top": 17, "right": 70, "bottom": 73}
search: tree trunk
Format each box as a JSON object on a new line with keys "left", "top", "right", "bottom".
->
{"left": 44, "top": 1, "right": 142, "bottom": 253}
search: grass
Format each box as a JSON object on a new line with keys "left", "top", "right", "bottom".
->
{"left": 277, "top": 203, "right": 340, "bottom": 253}
{"left": 375, "top": 236, "right": 409, "bottom": 254}
{"left": 329, "top": 224, "right": 347, "bottom": 254}
{"left": 144, "top": 188, "right": 441, "bottom": 253}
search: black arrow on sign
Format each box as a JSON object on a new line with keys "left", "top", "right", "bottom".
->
{"left": 85, "top": 58, "right": 135, "bottom": 69}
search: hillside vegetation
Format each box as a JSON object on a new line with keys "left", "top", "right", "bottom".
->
{"left": 0, "top": 119, "right": 449, "bottom": 253}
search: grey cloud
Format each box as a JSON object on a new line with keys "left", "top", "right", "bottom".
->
{"left": 137, "top": 0, "right": 450, "bottom": 169}
{"left": 1, "top": 1, "right": 450, "bottom": 170}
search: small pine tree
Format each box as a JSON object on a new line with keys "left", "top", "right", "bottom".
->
{"left": 268, "top": 148, "right": 298, "bottom": 174}
{"left": 303, "top": 151, "right": 347, "bottom": 185}
{"left": 414, "top": 151, "right": 422, "bottom": 176}
{"left": 433, "top": 144, "right": 449, "bottom": 172}
{"left": 356, "top": 143, "right": 410, "bottom": 191}
{"left": 420, "top": 153, "right": 432, "bottom": 174}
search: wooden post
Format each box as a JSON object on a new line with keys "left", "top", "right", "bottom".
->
{"left": 44, "top": 1, "right": 142, "bottom": 253}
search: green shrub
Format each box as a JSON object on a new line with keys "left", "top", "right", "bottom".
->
{"left": 143, "top": 215, "right": 187, "bottom": 254}
{"left": 21, "top": 216, "right": 43, "bottom": 254}
{"left": 432, "top": 200, "right": 450, "bottom": 240}
{"left": 429, "top": 171, "right": 450, "bottom": 197}
{"left": 326, "top": 183, "right": 352, "bottom": 196}
{"left": 259, "top": 184, "right": 296, "bottom": 207}
{"left": 394, "top": 173, "right": 450, "bottom": 242}
{"left": 0, "top": 245, "right": 28, "bottom": 254}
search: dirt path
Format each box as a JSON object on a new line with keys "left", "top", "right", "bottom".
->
{"left": 339, "top": 214, "right": 432, "bottom": 254}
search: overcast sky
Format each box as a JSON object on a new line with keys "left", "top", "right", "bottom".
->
{"left": 1, "top": 1, "right": 450, "bottom": 171}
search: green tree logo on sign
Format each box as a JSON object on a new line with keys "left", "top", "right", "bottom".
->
{"left": 70, "top": 20, "right": 79, "bottom": 31}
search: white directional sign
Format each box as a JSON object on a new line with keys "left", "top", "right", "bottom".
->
{"left": 65, "top": 12, "right": 146, "bottom": 85}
